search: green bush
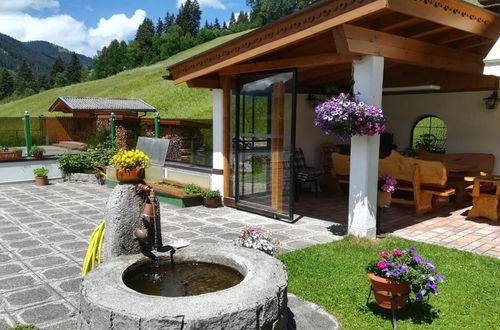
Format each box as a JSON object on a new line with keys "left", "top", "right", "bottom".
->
{"left": 58, "top": 138, "right": 118, "bottom": 174}
{"left": 183, "top": 183, "right": 202, "bottom": 195}
{"left": 33, "top": 167, "right": 49, "bottom": 177}
{"left": 201, "top": 190, "right": 221, "bottom": 199}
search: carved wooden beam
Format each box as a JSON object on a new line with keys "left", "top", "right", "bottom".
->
{"left": 187, "top": 78, "right": 220, "bottom": 89}
{"left": 332, "top": 24, "right": 485, "bottom": 74}
{"left": 387, "top": 0, "right": 500, "bottom": 40}
{"left": 219, "top": 53, "right": 358, "bottom": 76}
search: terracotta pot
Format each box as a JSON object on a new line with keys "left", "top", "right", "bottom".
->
{"left": 33, "top": 152, "right": 43, "bottom": 159}
{"left": 367, "top": 273, "right": 410, "bottom": 310}
{"left": 377, "top": 191, "right": 391, "bottom": 208}
{"left": 203, "top": 197, "right": 221, "bottom": 208}
{"left": 35, "top": 176, "right": 49, "bottom": 186}
{"left": 116, "top": 168, "right": 145, "bottom": 182}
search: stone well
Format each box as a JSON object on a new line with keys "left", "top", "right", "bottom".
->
{"left": 78, "top": 243, "right": 288, "bottom": 330}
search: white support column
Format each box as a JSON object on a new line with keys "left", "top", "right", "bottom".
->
{"left": 211, "top": 89, "right": 224, "bottom": 192}
{"left": 348, "top": 56, "right": 384, "bottom": 238}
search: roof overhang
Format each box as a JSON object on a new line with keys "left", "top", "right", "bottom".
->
{"left": 167, "top": 0, "right": 500, "bottom": 91}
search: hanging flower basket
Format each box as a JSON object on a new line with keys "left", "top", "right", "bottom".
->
{"left": 314, "top": 93, "right": 386, "bottom": 141}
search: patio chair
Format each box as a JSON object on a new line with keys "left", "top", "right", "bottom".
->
{"left": 467, "top": 175, "right": 500, "bottom": 222}
{"left": 294, "top": 148, "right": 323, "bottom": 201}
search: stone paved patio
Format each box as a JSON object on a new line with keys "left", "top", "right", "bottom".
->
{"left": 0, "top": 182, "right": 341, "bottom": 329}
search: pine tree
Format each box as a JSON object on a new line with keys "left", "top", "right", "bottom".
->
{"left": 213, "top": 18, "right": 221, "bottom": 30}
{"left": 34, "top": 73, "right": 49, "bottom": 92}
{"left": 15, "top": 60, "right": 34, "bottom": 95}
{"left": 156, "top": 18, "right": 165, "bottom": 35}
{"left": 176, "top": 0, "right": 202, "bottom": 36}
{"left": 65, "top": 52, "right": 82, "bottom": 84}
{"left": 135, "top": 18, "right": 155, "bottom": 64}
{"left": 204, "top": 20, "right": 210, "bottom": 29}
{"left": 164, "top": 12, "right": 176, "bottom": 31}
{"left": 50, "top": 56, "right": 65, "bottom": 87}
{"left": 0, "top": 69, "right": 14, "bottom": 99}
{"left": 229, "top": 12, "right": 236, "bottom": 27}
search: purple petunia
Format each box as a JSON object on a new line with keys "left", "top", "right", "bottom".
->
{"left": 408, "top": 247, "right": 416, "bottom": 253}
{"left": 436, "top": 273, "right": 445, "bottom": 282}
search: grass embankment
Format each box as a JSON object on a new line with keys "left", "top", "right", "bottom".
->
{"left": 0, "top": 31, "right": 249, "bottom": 119}
{"left": 279, "top": 235, "right": 500, "bottom": 329}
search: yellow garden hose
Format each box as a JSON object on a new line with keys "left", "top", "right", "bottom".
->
{"left": 81, "top": 222, "right": 105, "bottom": 276}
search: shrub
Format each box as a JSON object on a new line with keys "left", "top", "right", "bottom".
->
{"left": 183, "top": 184, "right": 202, "bottom": 195}
{"left": 31, "top": 146, "right": 45, "bottom": 154}
{"left": 33, "top": 167, "right": 49, "bottom": 177}
{"left": 58, "top": 138, "right": 118, "bottom": 174}
{"left": 201, "top": 190, "right": 221, "bottom": 199}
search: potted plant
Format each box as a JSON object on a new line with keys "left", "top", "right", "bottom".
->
{"left": 109, "top": 148, "right": 151, "bottom": 182}
{"left": 0, "top": 146, "right": 22, "bottom": 161}
{"left": 31, "top": 146, "right": 46, "bottom": 159}
{"left": 235, "top": 229, "right": 280, "bottom": 256}
{"left": 201, "top": 190, "right": 222, "bottom": 208}
{"left": 33, "top": 167, "right": 49, "bottom": 186}
{"left": 366, "top": 247, "right": 444, "bottom": 310}
{"left": 378, "top": 173, "right": 397, "bottom": 208}
{"left": 314, "top": 93, "right": 386, "bottom": 141}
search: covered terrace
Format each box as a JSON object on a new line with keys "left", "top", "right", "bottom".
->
{"left": 167, "top": 0, "right": 500, "bottom": 239}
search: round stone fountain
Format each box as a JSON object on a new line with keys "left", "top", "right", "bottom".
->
{"left": 78, "top": 243, "right": 288, "bottom": 329}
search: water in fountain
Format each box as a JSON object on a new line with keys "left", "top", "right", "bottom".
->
{"left": 123, "top": 259, "right": 243, "bottom": 297}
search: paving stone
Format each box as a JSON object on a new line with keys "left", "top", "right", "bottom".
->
{"left": 4, "top": 286, "right": 53, "bottom": 307}
{"left": 46, "top": 234, "right": 78, "bottom": 242}
{"left": 205, "top": 217, "right": 229, "bottom": 224}
{"left": 42, "top": 266, "right": 81, "bottom": 280}
{"left": 2, "top": 226, "right": 22, "bottom": 234}
{"left": 0, "top": 263, "right": 24, "bottom": 277}
{"left": 190, "top": 237, "right": 219, "bottom": 244}
{"left": 172, "top": 231, "right": 200, "bottom": 239}
{"left": 17, "top": 247, "right": 54, "bottom": 258}
{"left": 8, "top": 212, "right": 33, "bottom": 218}
{"left": 57, "top": 241, "right": 88, "bottom": 251}
{"left": 51, "top": 213, "right": 75, "bottom": 219}
{"left": 182, "top": 221, "right": 205, "bottom": 228}
{"left": 28, "top": 256, "right": 69, "bottom": 268}
{"left": 0, "top": 316, "right": 13, "bottom": 329}
{"left": 18, "top": 302, "right": 71, "bottom": 324}
{"left": 286, "top": 240, "right": 315, "bottom": 250}
{"left": 0, "top": 253, "right": 11, "bottom": 263}
{"left": 9, "top": 239, "right": 43, "bottom": 249}
{"left": 222, "top": 222, "right": 246, "bottom": 229}
{"left": 44, "top": 318, "right": 77, "bottom": 330}
{"left": 0, "top": 232, "right": 31, "bottom": 241}
{"left": 57, "top": 277, "right": 82, "bottom": 293}
{"left": 198, "top": 225, "right": 226, "bottom": 234}
{"left": 0, "top": 274, "right": 37, "bottom": 291}
{"left": 70, "top": 250, "right": 87, "bottom": 261}
{"left": 27, "top": 221, "right": 55, "bottom": 229}
{"left": 19, "top": 216, "right": 45, "bottom": 224}
{"left": 69, "top": 223, "right": 95, "bottom": 231}
{"left": 217, "top": 232, "right": 240, "bottom": 241}
{"left": 161, "top": 225, "right": 182, "bottom": 232}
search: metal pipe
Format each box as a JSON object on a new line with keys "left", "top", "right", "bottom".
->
{"left": 23, "top": 111, "right": 32, "bottom": 157}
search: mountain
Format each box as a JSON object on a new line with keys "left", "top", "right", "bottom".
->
{"left": 0, "top": 32, "right": 92, "bottom": 74}
{"left": 0, "top": 30, "right": 250, "bottom": 118}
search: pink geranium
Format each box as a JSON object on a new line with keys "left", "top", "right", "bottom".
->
{"left": 377, "top": 261, "right": 388, "bottom": 269}
{"left": 392, "top": 249, "right": 403, "bottom": 256}
{"left": 379, "top": 252, "right": 390, "bottom": 258}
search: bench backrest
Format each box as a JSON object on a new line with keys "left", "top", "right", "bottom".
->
{"left": 379, "top": 151, "right": 415, "bottom": 183}
{"left": 419, "top": 150, "right": 494, "bottom": 174}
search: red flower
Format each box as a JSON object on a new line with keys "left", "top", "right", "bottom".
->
{"left": 377, "top": 261, "right": 388, "bottom": 269}
{"left": 379, "top": 252, "right": 390, "bottom": 258}
{"left": 392, "top": 249, "right": 403, "bottom": 256}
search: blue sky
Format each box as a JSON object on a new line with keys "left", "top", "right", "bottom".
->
{"left": 0, "top": 0, "right": 250, "bottom": 57}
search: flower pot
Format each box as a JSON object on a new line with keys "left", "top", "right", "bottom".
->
{"left": 35, "top": 176, "right": 49, "bottom": 186}
{"left": 377, "top": 191, "right": 391, "bottom": 208}
{"left": 203, "top": 197, "right": 221, "bottom": 208}
{"left": 116, "top": 168, "right": 145, "bottom": 182}
{"left": 367, "top": 273, "right": 410, "bottom": 310}
{"left": 33, "top": 152, "right": 43, "bottom": 159}
{"left": 0, "top": 151, "right": 22, "bottom": 161}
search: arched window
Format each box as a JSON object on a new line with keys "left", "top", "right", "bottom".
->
{"left": 411, "top": 115, "right": 447, "bottom": 153}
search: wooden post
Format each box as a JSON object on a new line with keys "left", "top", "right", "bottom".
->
{"left": 271, "top": 82, "right": 285, "bottom": 211}
{"left": 221, "top": 76, "right": 232, "bottom": 198}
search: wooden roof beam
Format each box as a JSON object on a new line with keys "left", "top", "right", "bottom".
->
{"left": 332, "top": 24, "right": 485, "bottom": 74}
{"left": 218, "top": 53, "right": 359, "bottom": 76}
{"left": 187, "top": 78, "right": 221, "bottom": 89}
{"left": 411, "top": 26, "right": 453, "bottom": 40}
{"left": 387, "top": 0, "right": 500, "bottom": 40}
{"left": 380, "top": 17, "right": 423, "bottom": 33}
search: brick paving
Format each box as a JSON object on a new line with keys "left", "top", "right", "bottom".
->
{"left": 0, "top": 182, "right": 341, "bottom": 329}
{"left": 295, "top": 193, "right": 500, "bottom": 259}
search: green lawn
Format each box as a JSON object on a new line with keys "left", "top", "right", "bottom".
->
{"left": 0, "top": 31, "right": 250, "bottom": 119}
{"left": 278, "top": 235, "right": 500, "bottom": 329}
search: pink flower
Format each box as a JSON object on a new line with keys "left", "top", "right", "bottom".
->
{"left": 392, "top": 249, "right": 403, "bottom": 256}
{"left": 379, "top": 252, "right": 390, "bottom": 258}
{"left": 377, "top": 261, "right": 388, "bottom": 269}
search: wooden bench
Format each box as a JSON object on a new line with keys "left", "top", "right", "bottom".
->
{"left": 467, "top": 175, "right": 500, "bottom": 222}
{"left": 332, "top": 151, "right": 455, "bottom": 216}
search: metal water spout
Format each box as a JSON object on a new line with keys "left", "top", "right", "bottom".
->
{"left": 133, "top": 183, "right": 190, "bottom": 263}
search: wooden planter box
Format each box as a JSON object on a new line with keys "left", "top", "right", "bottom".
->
{"left": 146, "top": 179, "right": 207, "bottom": 208}
{"left": 0, "top": 151, "right": 22, "bottom": 162}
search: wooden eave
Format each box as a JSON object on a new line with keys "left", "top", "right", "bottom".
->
{"left": 167, "top": 0, "right": 500, "bottom": 89}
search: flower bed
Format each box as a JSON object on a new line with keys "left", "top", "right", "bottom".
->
{"left": 146, "top": 179, "right": 206, "bottom": 208}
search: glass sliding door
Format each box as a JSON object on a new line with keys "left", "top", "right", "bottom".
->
{"left": 234, "top": 70, "right": 296, "bottom": 220}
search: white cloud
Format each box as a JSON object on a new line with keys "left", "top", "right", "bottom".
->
{"left": 177, "top": 0, "right": 226, "bottom": 10}
{"left": 0, "top": 0, "right": 60, "bottom": 12}
{"left": 0, "top": 9, "right": 146, "bottom": 57}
